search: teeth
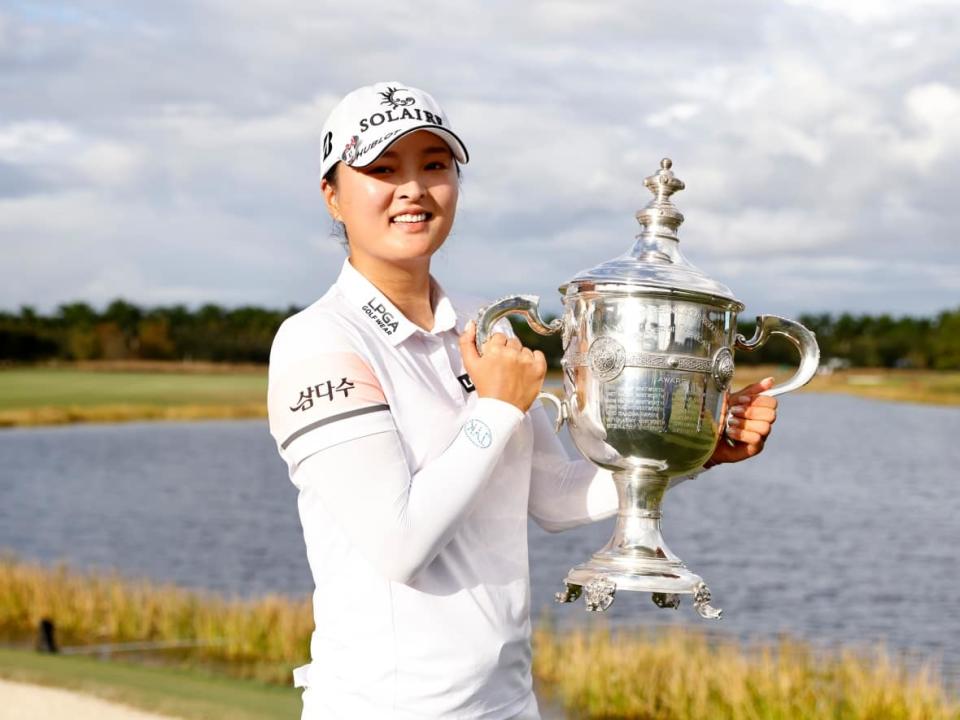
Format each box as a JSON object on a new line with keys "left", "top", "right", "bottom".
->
{"left": 393, "top": 213, "right": 428, "bottom": 223}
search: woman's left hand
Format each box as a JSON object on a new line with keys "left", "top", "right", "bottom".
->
{"left": 705, "top": 376, "right": 778, "bottom": 468}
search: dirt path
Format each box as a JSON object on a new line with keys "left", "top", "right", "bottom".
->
{"left": 0, "top": 678, "right": 178, "bottom": 719}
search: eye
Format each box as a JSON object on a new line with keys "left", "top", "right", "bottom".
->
{"left": 425, "top": 160, "right": 449, "bottom": 170}
{"left": 364, "top": 164, "right": 393, "bottom": 175}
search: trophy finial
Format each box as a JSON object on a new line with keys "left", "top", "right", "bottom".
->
{"left": 637, "top": 158, "right": 685, "bottom": 237}
{"left": 644, "top": 157, "right": 685, "bottom": 200}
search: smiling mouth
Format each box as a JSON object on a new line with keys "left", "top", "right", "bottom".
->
{"left": 391, "top": 212, "right": 432, "bottom": 224}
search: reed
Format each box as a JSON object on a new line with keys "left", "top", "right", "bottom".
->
{"left": 1, "top": 555, "right": 956, "bottom": 718}
{"left": 532, "top": 621, "right": 958, "bottom": 720}
{"left": 0, "top": 553, "right": 310, "bottom": 683}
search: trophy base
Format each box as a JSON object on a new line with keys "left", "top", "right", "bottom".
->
{"left": 555, "top": 556, "right": 722, "bottom": 619}
{"left": 551, "top": 469, "right": 723, "bottom": 618}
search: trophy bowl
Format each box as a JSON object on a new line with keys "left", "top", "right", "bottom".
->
{"left": 475, "top": 159, "right": 820, "bottom": 618}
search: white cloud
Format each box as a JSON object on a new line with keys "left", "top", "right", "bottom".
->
{"left": 0, "top": 120, "right": 143, "bottom": 188}
{"left": 0, "top": 121, "right": 75, "bottom": 162}
{"left": 687, "top": 207, "right": 849, "bottom": 257}
{"left": 0, "top": 0, "right": 958, "bottom": 317}
{"left": 783, "top": 0, "right": 958, "bottom": 24}
{"left": 528, "top": 0, "right": 625, "bottom": 32}
{"left": 896, "top": 82, "right": 960, "bottom": 172}
{"left": 0, "top": 190, "right": 124, "bottom": 235}
{"left": 646, "top": 103, "right": 702, "bottom": 129}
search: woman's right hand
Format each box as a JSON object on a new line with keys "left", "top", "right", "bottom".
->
{"left": 458, "top": 320, "right": 547, "bottom": 413}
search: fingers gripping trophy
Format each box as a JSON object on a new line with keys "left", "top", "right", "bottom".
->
{"left": 475, "top": 159, "right": 820, "bottom": 619}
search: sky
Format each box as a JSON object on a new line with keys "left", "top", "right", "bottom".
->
{"left": 1, "top": 0, "right": 958, "bottom": 319}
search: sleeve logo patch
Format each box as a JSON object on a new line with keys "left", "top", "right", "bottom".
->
{"left": 290, "top": 377, "right": 356, "bottom": 412}
{"left": 463, "top": 419, "right": 492, "bottom": 449}
{"left": 457, "top": 373, "right": 475, "bottom": 393}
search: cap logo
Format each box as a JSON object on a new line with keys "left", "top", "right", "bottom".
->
{"left": 322, "top": 131, "right": 333, "bottom": 162}
{"left": 341, "top": 136, "right": 360, "bottom": 165}
{"left": 358, "top": 107, "right": 443, "bottom": 134}
{"left": 379, "top": 86, "right": 415, "bottom": 109}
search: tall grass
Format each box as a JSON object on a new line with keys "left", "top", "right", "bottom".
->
{"left": 1, "top": 555, "right": 956, "bottom": 718}
{"left": 533, "top": 621, "right": 958, "bottom": 720}
{"left": 0, "top": 553, "right": 310, "bottom": 683}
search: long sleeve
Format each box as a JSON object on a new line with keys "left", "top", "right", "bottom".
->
{"left": 292, "top": 397, "right": 524, "bottom": 585}
{"left": 527, "top": 400, "right": 704, "bottom": 533}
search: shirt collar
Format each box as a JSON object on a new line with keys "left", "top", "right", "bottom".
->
{"left": 430, "top": 277, "right": 458, "bottom": 334}
{"left": 335, "top": 258, "right": 458, "bottom": 346}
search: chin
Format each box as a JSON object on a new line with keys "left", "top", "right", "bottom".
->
{"left": 380, "top": 246, "right": 436, "bottom": 265}
{"left": 390, "top": 236, "right": 444, "bottom": 257}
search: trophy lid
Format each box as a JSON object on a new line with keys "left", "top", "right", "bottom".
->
{"left": 561, "top": 158, "right": 743, "bottom": 309}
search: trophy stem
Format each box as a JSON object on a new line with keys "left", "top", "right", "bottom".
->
{"left": 598, "top": 470, "right": 680, "bottom": 563}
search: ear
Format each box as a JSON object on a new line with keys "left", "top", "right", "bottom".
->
{"left": 320, "top": 178, "right": 342, "bottom": 221}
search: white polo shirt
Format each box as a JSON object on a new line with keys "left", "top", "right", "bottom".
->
{"left": 268, "top": 258, "right": 704, "bottom": 718}
{"left": 268, "top": 257, "right": 548, "bottom": 719}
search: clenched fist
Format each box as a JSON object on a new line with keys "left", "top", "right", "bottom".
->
{"left": 458, "top": 321, "right": 547, "bottom": 413}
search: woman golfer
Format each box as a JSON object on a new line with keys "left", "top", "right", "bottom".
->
{"left": 267, "top": 82, "right": 778, "bottom": 719}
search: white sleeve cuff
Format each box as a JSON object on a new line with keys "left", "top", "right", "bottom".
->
{"left": 473, "top": 396, "right": 525, "bottom": 425}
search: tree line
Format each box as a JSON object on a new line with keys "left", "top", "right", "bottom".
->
{"left": 0, "top": 300, "right": 294, "bottom": 365}
{"left": 2, "top": 300, "right": 959, "bottom": 370}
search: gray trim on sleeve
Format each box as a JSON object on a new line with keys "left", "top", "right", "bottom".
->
{"left": 281, "top": 404, "right": 391, "bottom": 450}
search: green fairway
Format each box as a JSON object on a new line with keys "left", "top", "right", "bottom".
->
{"left": 0, "top": 647, "right": 300, "bottom": 720}
{"left": 0, "top": 367, "right": 269, "bottom": 426}
{"left": 0, "top": 368, "right": 266, "bottom": 410}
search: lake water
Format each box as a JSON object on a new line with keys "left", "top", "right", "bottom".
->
{"left": 1, "top": 393, "right": 958, "bottom": 679}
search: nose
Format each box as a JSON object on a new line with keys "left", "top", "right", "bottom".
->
{"left": 396, "top": 175, "right": 425, "bottom": 201}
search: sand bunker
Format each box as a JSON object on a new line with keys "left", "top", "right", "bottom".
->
{"left": 0, "top": 678, "right": 177, "bottom": 720}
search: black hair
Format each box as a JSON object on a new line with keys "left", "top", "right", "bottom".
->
{"left": 323, "top": 165, "right": 349, "bottom": 248}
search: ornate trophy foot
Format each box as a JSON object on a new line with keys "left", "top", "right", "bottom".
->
{"left": 555, "top": 583, "right": 582, "bottom": 604}
{"left": 651, "top": 592, "right": 681, "bottom": 609}
{"left": 692, "top": 582, "right": 722, "bottom": 619}
{"left": 583, "top": 577, "right": 616, "bottom": 612}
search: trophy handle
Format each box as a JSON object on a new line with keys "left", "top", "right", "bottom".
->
{"left": 474, "top": 295, "right": 563, "bottom": 354}
{"left": 536, "top": 391, "right": 568, "bottom": 432}
{"left": 475, "top": 295, "right": 567, "bottom": 429}
{"left": 734, "top": 315, "right": 820, "bottom": 398}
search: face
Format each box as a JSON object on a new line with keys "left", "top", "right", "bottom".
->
{"left": 321, "top": 130, "right": 459, "bottom": 272}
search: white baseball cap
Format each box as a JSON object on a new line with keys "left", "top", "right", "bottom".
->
{"left": 319, "top": 81, "right": 469, "bottom": 180}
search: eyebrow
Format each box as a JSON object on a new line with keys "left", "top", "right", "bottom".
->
{"left": 378, "top": 146, "right": 452, "bottom": 159}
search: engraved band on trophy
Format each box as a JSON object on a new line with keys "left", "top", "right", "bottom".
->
{"left": 475, "top": 159, "right": 820, "bottom": 619}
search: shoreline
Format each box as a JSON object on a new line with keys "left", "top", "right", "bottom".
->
{"left": 0, "top": 403, "right": 267, "bottom": 428}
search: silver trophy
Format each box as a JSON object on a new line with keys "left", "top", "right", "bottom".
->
{"left": 476, "top": 159, "right": 819, "bottom": 618}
